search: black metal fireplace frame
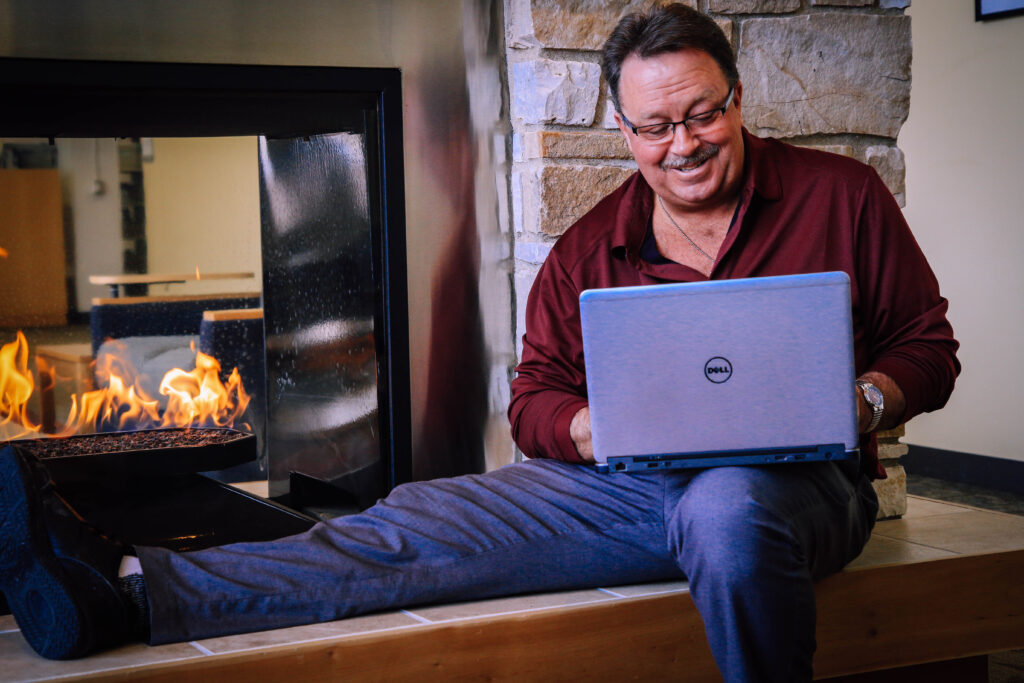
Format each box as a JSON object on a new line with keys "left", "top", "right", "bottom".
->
{"left": 0, "top": 57, "right": 413, "bottom": 491}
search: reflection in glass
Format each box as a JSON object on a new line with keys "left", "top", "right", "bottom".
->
{"left": 260, "top": 132, "right": 383, "bottom": 508}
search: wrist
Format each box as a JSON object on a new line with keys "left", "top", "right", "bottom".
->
{"left": 856, "top": 379, "right": 884, "bottom": 433}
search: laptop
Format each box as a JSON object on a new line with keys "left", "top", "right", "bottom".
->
{"left": 579, "top": 272, "right": 859, "bottom": 473}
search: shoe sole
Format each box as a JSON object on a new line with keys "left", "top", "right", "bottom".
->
{"left": 0, "top": 446, "right": 86, "bottom": 659}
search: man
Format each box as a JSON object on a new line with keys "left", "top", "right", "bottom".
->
{"left": 0, "top": 5, "right": 957, "bottom": 680}
{"left": 510, "top": 7, "right": 958, "bottom": 679}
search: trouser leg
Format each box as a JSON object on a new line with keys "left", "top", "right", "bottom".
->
{"left": 137, "top": 460, "right": 683, "bottom": 644}
{"left": 666, "top": 464, "right": 878, "bottom": 683}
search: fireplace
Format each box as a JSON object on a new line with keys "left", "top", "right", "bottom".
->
{"left": 0, "top": 58, "right": 411, "bottom": 513}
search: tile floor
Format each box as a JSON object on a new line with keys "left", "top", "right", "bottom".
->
{"left": 905, "top": 474, "right": 1024, "bottom": 683}
{"left": 908, "top": 473, "right": 1024, "bottom": 516}
{"left": 2, "top": 483, "right": 1022, "bottom": 682}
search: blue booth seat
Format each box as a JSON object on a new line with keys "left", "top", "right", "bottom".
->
{"left": 89, "top": 293, "right": 261, "bottom": 355}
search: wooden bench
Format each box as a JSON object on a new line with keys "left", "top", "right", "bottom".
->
{"left": 3, "top": 495, "right": 1021, "bottom": 682}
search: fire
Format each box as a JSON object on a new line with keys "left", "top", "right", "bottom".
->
{"left": 0, "top": 332, "right": 40, "bottom": 439}
{"left": 158, "top": 351, "right": 249, "bottom": 428}
{"left": 0, "top": 332, "right": 250, "bottom": 440}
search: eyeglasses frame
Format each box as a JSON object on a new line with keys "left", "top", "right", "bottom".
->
{"left": 619, "top": 86, "right": 736, "bottom": 142}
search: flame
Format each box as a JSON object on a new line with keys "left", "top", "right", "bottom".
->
{"left": 0, "top": 332, "right": 40, "bottom": 439}
{"left": 0, "top": 246, "right": 9, "bottom": 259}
{"left": 195, "top": 265, "right": 201, "bottom": 281}
{"left": 0, "top": 332, "right": 250, "bottom": 439}
{"left": 158, "top": 351, "right": 249, "bottom": 428}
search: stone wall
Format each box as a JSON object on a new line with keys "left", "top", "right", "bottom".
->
{"left": 505, "top": 0, "right": 911, "bottom": 353}
{"left": 501, "top": 1, "right": 912, "bottom": 511}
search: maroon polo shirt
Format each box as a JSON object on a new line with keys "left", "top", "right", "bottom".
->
{"left": 508, "top": 130, "right": 960, "bottom": 479}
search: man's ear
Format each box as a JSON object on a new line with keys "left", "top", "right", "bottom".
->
{"left": 613, "top": 110, "right": 628, "bottom": 135}
{"left": 613, "top": 111, "right": 637, "bottom": 156}
{"left": 732, "top": 81, "right": 743, "bottom": 116}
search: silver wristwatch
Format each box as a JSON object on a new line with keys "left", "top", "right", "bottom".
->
{"left": 856, "top": 380, "right": 884, "bottom": 433}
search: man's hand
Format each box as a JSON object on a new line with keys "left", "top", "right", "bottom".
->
{"left": 856, "top": 371, "right": 906, "bottom": 433}
{"left": 570, "top": 406, "right": 595, "bottom": 463}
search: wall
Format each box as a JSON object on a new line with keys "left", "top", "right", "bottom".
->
{"left": 142, "top": 137, "right": 262, "bottom": 297}
{"left": 2, "top": 137, "right": 128, "bottom": 313}
{"left": 899, "top": 2, "right": 1024, "bottom": 462}
{"left": 58, "top": 138, "right": 122, "bottom": 312}
{"left": 505, "top": 0, "right": 913, "bottom": 363}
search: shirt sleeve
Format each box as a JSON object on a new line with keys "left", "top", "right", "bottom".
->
{"left": 854, "top": 169, "right": 961, "bottom": 422}
{"left": 508, "top": 251, "right": 590, "bottom": 462}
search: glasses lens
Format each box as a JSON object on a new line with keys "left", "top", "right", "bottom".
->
{"left": 637, "top": 123, "right": 673, "bottom": 141}
{"left": 685, "top": 110, "right": 723, "bottom": 133}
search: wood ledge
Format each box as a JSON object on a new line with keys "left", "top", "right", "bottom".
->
{"left": 102, "top": 549, "right": 1024, "bottom": 682}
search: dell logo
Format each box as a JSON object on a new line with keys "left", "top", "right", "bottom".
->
{"left": 704, "top": 357, "right": 733, "bottom": 383}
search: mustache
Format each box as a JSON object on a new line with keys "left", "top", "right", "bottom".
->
{"left": 660, "top": 143, "right": 720, "bottom": 171}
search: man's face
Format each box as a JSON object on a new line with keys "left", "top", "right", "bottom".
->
{"left": 615, "top": 49, "right": 745, "bottom": 214}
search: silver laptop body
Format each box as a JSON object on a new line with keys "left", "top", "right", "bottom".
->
{"left": 579, "top": 272, "right": 859, "bottom": 473}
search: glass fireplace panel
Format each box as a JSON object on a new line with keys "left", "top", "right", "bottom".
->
{"left": 259, "top": 132, "right": 384, "bottom": 508}
{"left": 0, "top": 58, "right": 410, "bottom": 511}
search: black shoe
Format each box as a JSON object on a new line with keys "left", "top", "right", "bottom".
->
{"left": 0, "top": 443, "right": 135, "bottom": 659}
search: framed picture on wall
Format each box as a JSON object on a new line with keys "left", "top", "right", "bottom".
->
{"left": 976, "top": 0, "right": 1024, "bottom": 21}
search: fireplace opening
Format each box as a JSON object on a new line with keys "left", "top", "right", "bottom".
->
{"left": 0, "top": 58, "right": 411, "bottom": 518}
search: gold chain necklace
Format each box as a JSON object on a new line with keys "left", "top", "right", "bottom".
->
{"left": 657, "top": 195, "right": 715, "bottom": 263}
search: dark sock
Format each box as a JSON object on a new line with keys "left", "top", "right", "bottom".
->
{"left": 117, "top": 574, "right": 151, "bottom": 641}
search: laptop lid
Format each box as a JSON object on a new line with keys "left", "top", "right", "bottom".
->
{"left": 579, "top": 272, "right": 858, "bottom": 471}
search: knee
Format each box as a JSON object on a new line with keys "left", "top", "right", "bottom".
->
{"left": 676, "top": 502, "right": 769, "bottom": 588}
{"left": 669, "top": 472, "right": 802, "bottom": 588}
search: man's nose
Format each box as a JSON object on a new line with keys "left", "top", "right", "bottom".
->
{"left": 668, "top": 123, "right": 702, "bottom": 155}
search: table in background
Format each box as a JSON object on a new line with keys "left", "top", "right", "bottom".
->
{"left": 89, "top": 272, "right": 256, "bottom": 298}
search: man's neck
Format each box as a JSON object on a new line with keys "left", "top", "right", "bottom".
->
{"left": 650, "top": 193, "right": 740, "bottom": 275}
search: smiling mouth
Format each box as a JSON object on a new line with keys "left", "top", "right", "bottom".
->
{"left": 670, "top": 159, "right": 708, "bottom": 172}
{"left": 661, "top": 144, "right": 719, "bottom": 173}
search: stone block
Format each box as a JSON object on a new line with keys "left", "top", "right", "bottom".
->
{"left": 810, "top": 0, "right": 872, "bottom": 6}
{"left": 715, "top": 18, "right": 734, "bottom": 47}
{"left": 602, "top": 98, "right": 619, "bottom": 128}
{"left": 709, "top": 0, "right": 799, "bottom": 13}
{"left": 877, "top": 423, "right": 906, "bottom": 440}
{"left": 873, "top": 463, "right": 907, "bottom": 519}
{"left": 514, "top": 261, "right": 543, "bottom": 357}
{"left": 794, "top": 142, "right": 856, "bottom": 159}
{"left": 530, "top": 0, "right": 694, "bottom": 51}
{"left": 537, "top": 165, "right": 635, "bottom": 236}
{"left": 526, "top": 131, "right": 632, "bottom": 160}
{"left": 511, "top": 59, "right": 602, "bottom": 126}
{"left": 508, "top": 0, "right": 539, "bottom": 50}
{"left": 737, "top": 14, "right": 911, "bottom": 139}
{"left": 865, "top": 144, "right": 906, "bottom": 197}
{"left": 514, "top": 240, "right": 553, "bottom": 265}
{"left": 879, "top": 0, "right": 911, "bottom": 8}
{"left": 878, "top": 441, "right": 909, "bottom": 460}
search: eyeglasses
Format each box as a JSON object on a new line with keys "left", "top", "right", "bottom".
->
{"left": 620, "top": 87, "right": 735, "bottom": 143}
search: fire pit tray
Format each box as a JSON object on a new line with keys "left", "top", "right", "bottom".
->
{"left": 2, "top": 428, "right": 257, "bottom": 482}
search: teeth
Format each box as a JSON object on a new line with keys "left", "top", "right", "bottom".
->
{"left": 667, "top": 158, "right": 707, "bottom": 172}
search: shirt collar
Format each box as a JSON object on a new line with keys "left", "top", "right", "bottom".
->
{"left": 741, "top": 127, "right": 782, "bottom": 202}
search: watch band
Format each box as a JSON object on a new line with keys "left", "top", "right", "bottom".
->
{"left": 856, "top": 380, "right": 884, "bottom": 432}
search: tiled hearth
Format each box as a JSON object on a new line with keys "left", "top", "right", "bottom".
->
{"left": 2, "top": 492, "right": 1022, "bottom": 682}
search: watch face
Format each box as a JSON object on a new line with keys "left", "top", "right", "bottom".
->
{"left": 863, "top": 383, "right": 883, "bottom": 407}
